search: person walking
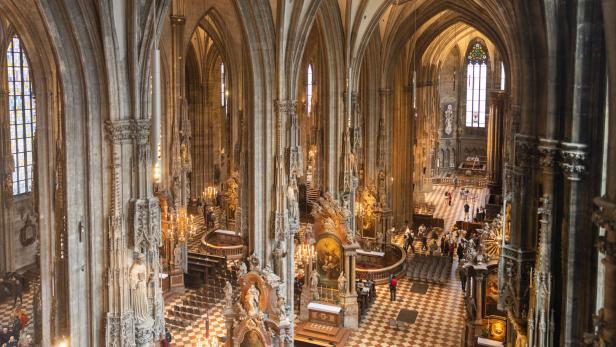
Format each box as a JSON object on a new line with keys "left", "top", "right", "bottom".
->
{"left": 389, "top": 275, "right": 397, "bottom": 301}
{"left": 457, "top": 243, "right": 465, "bottom": 262}
{"left": 458, "top": 263, "right": 467, "bottom": 292}
{"left": 12, "top": 278, "right": 23, "bottom": 308}
{"left": 448, "top": 192, "right": 453, "bottom": 206}
{"left": 464, "top": 203, "right": 470, "bottom": 221}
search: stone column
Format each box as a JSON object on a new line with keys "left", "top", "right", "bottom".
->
{"left": 560, "top": 142, "right": 593, "bottom": 346}
{"left": 499, "top": 134, "right": 537, "bottom": 343}
{"left": 474, "top": 268, "right": 487, "bottom": 322}
{"left": 378, "top": 88, "right": 392, "bottom": 208}
{"left": 487, "top": 91, "right": 505, "bottom": 192}
{"left": 342, "top": 245, "right": 359, "bottom": 329}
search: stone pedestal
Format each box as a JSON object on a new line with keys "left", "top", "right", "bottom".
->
{"left": 299, "top": 286, "right": 310, "bottom": 321}
{"left": 342, "top": 295, "right": 359, "bottom": 329}
{"left": 169, "top": 267, "right": 185, "bottom": 294}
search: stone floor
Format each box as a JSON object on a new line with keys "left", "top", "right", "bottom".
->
{"left": 0, "top": 278, "right": 36, "bottom": 341}
{"left": 424, "top": 184, "right": 489, "bottom": 230}
{"left": 166, "top": 183, "right": 479, "bottom": 346}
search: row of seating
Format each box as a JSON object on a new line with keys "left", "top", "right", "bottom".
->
{"left": 406, "top": 253, "right": 452, "bottom": 284}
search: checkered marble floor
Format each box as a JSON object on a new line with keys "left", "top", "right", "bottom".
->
{"left": 168, "top": 268, "right": 465, "bottom": 347}
{"left": 346, "top": 272, "right": 464, "bottom": 347}
{"left": 168, "top": 187, "right": 474, "bottom": 346}
{"left": 0, "top": 278, "right": 37, "bottom": 340}
{"left": 424, "top": 184, "right": 489, "bottom": 231}
{"left": 165, "top": 290, "right": 227, "bottom": 346}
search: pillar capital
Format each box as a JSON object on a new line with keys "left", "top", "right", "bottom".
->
{"left": 105, "top": 119, "right": 151, "bottom": 145}
{"left": 513, "top": 133, "right": 538, "bottom": 168}
{"left": 559, "top": 142, "right": 588, "bottom": 181}
{"left": 537, "top": 138, "right": 560, "bottom": 171}
{"left": 274, "top": 99, "right": 297, "bottom": 115}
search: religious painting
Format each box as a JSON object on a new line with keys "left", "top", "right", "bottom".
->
{"left": 239, "top": 330, "right": 265, "bottom": 347}
{"left": 360, "top": 216, "right": 376, "bottom": 239}
{"left": 487, "top": 318, "right": 507, "bottom": 342}
{"left": 484, "top": 269, "right": 505, "bottom": 318}
{"left": 315, "top": 236, "right": 342, "bottom": 287}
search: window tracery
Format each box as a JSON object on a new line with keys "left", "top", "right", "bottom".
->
{"left": 307, "top": 64, "right": 313, "bottom": 116}
{"left": 6, "top": 35, "right": 36, "bottom": 195}
{"left": 465, "top": 41, "right": 488, "bottom": 128}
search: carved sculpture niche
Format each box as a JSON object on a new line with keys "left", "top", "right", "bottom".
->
{"left": 225, "top": 255, "right": 291, "bottom": 347}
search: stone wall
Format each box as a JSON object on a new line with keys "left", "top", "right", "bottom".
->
{"left": 6, "top": 196, "right": 38, "bottom": 271}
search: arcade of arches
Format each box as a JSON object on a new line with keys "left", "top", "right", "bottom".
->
{"left": 0, "top": 1, "right": 615, "bottom": 346}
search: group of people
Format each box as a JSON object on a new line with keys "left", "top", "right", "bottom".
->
{"left": 0, "top": 309, "right": 31, "bottom": 347}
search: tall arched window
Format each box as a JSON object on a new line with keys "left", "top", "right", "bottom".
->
{"left": 6, "top": 35, "right": 36, "bottom": 195}
{"left": 306, "top": 64, "right": 313, "bottom": 116}
{"left": 500, "top": 62, "right": 506, "bottom": 91}
{"left": 220, "top": 62, "right": 226, "bottom": 110}
{"left": 465, "top": 41, "right": 488, "bottom": 128}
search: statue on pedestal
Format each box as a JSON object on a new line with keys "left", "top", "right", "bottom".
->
{"left": 444, "top": 104, "right": 454, "bottom": 136}
{"left": 337, "top": 271, "right": 347, "bottom": 295}
{"left": 224, "top": 281, "right": 234, "bottom": 310}
{"left": 245, "top": 284, "right": 261, "bottom": 317}
{"left": 287, "top": 180, "right": 299, "bottom": 224}
{"left": 173, "top": 243, "right": 183, "bottom": 269}
{"left": 130, "top": 254, "right": 150, "bottom": 323}
{"left": 310, "top": 270, "right": 319, "bottom": 300}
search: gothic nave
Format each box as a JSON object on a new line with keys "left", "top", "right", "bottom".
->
{"left": 0, "top": 1, "right": 615, "bottom": 346}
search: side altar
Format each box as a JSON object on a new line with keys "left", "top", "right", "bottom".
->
{"left": 296, "top": 192, "right": 360, "bottom": 330}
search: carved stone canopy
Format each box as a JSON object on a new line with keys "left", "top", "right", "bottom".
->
{"left": 310, "top": 192, "right": 353, "bottom": 244}
{"left": 228, "top": 263, "right": 291, "bottom": 346}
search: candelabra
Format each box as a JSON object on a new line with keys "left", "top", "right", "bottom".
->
{"left": 165, "top": 207, "right": 197, "bottom": 243}
{"left": 297, "top": 242, "right": 317, "bottom": 320}
{"left": 202, "top": 186, "right": 218, "bottom": 204}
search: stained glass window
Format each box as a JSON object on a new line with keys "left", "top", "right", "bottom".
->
{"left": 6, "top": 35, "right": 36, "bottom": 195}
{"left": 220, "top": 62, "right": 226, "bottom": 108}
{"left": 465, "top": 42, "right": 488, "bottom": 128}
{"left": 307, "top": 64, "right": 313, "bottom": 116}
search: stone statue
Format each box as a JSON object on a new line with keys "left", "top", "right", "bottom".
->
{"left": 130, "top": 253, "right": 150, "bottom": 322}
{"left": 310, "top": 271, "right": 319, "bottom": 292}
{"left": 224, "top": 281, "right": 233, "bottom": 309}
{"left": 245, "top": 283, "right": 261, "bottom": 317}
{"left": 277, "top": 291, "right": 288, "bottom": 321}
{"left": 237, "top": 261, "right": 247, "bottom": 277}
{"left": 303, "top": 224, "right": 314, "bottom": 244}
{"left": 173, "top": 243, "right": 183, "bottom": 269}
{"left": 444, "top": 104, "right": 454, "bottom": 135}
{"left": 337, "top": 271, "right": 347, "bottom": 295}
{"left": 287, "top": 183, "right": 299, "bottom": 222}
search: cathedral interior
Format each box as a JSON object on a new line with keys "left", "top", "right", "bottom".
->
{"left": 0, "top": 0, "right": 615, "bottom": 346}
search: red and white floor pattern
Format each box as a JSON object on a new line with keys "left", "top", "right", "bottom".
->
{"left": 167, "top": 184, "right": 478, "bottom": 346}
